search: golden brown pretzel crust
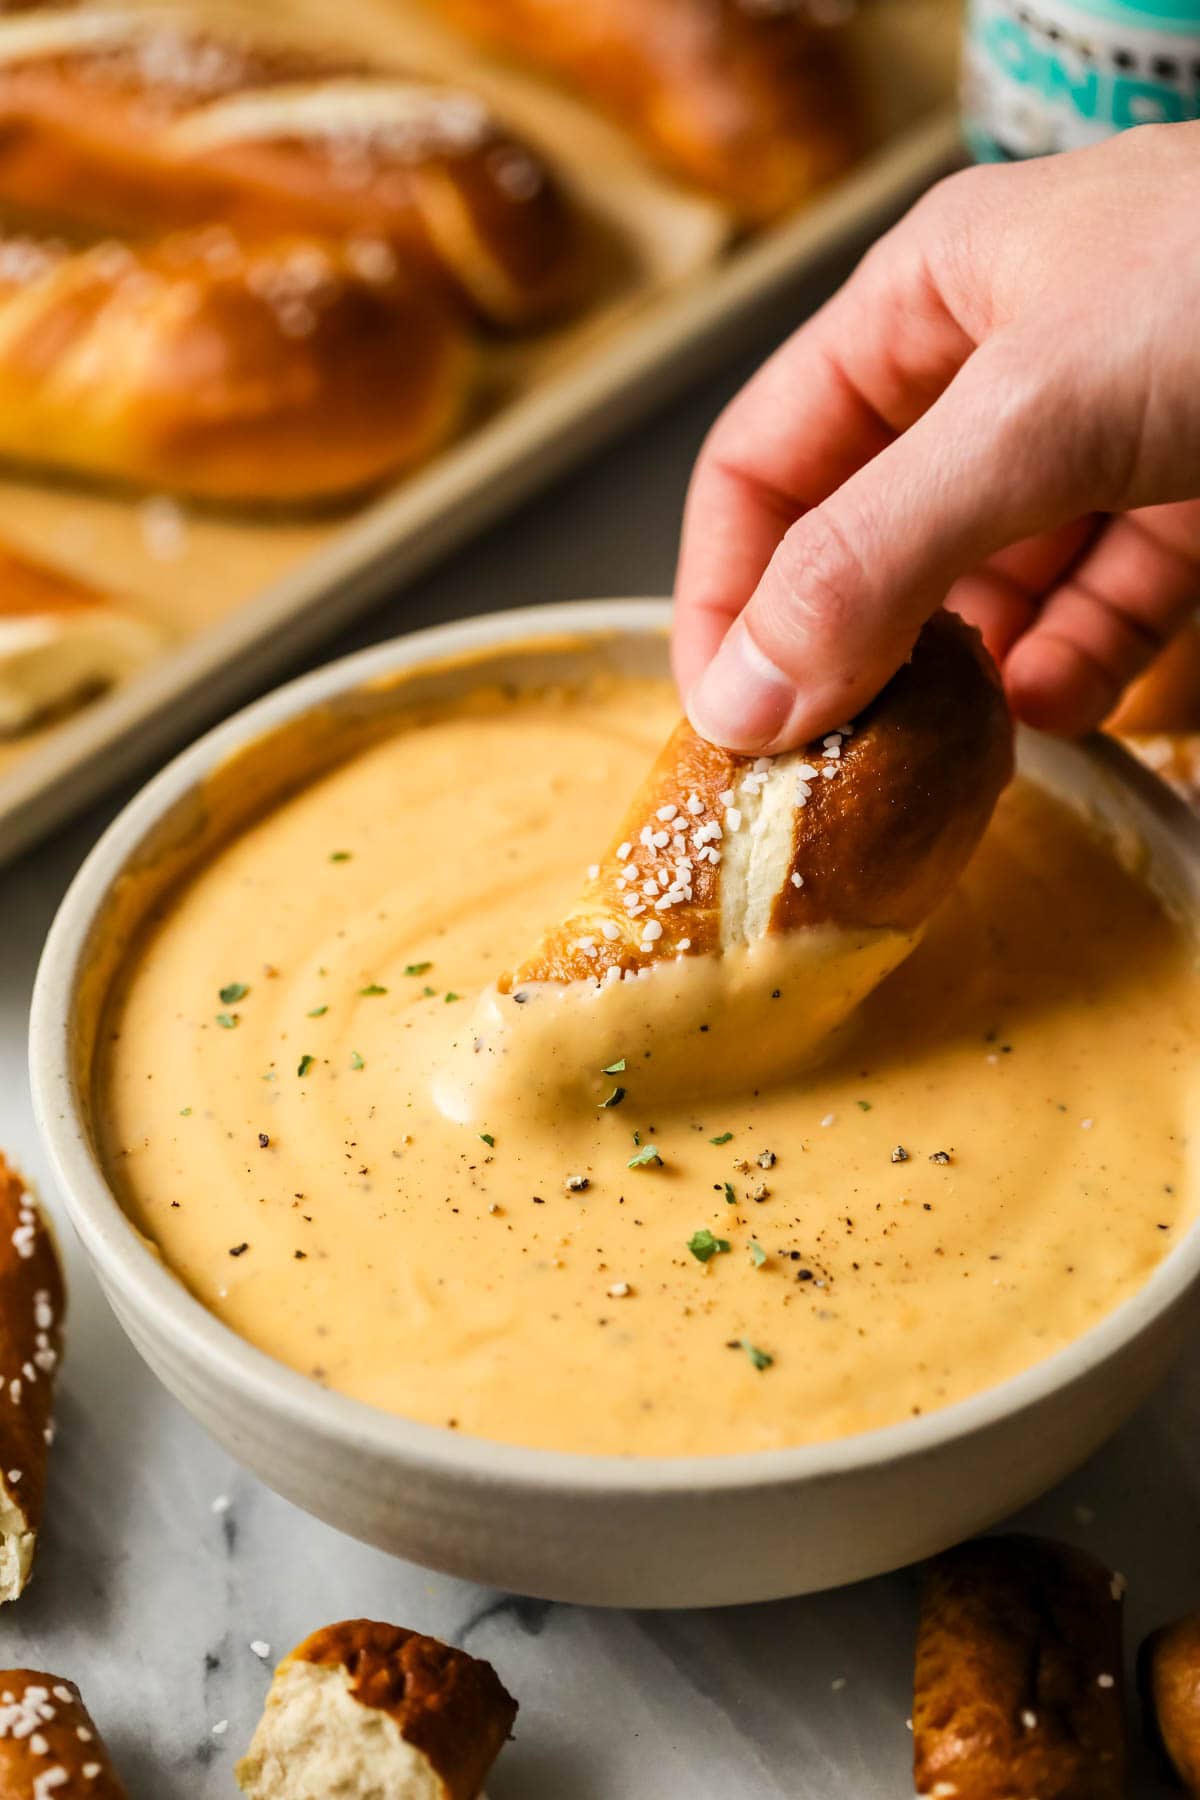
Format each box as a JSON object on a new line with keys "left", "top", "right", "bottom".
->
{"left": 433, "top": 0, "right": 859, "bottom": 220}
{"left": 0, "top": 539, "right": 114, "bottom": 617}
{"left": 0, "top": 229, "right": 473, "bottom": 502}
{"left": 0, "top": 1671, "right": 127, "bottom": 1795}
{"left": 0, "top": 10, "right": 580, "bottom": 325}
{"left": 1140, "top": 1611, "right": 1200, "bottom": 1794}
{"left": 288, "top": 1620, "right": 517, "bottom": 1799}
{"left": 510, "top": 611, "right": 1012, "bottom": 986}
{"left": 0, "top": 1156, "right": 65, "bottom": 1602}
{"left": 914, "top": 1536, "right": 1127, "bottom": 1800}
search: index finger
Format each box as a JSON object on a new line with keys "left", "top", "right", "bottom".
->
{"left": 671, "top": 199, "right": 978, "bottom": 699}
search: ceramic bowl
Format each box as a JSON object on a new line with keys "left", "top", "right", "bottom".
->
{"left": 29, "top": 599, "right": 1200, "bottom": 1607}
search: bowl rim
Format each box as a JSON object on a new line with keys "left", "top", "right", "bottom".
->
{"left": 29, "top": 596, "right": 1200, "bottom": 1498}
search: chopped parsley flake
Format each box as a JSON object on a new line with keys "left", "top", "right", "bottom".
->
{"left": 359, "top": 983, "right": 388, "bottom": 997}
{"left": 480, "top": 1133, "right": 495, "bottom": 1148}
{"left": 422, "top": 986, "right": 437, "bottom": 998}
{"left": 404, "top": 962, "right": 432, "bottom": 976}
{"left": 599, "top": 1086, "right": 626, "bottom": 1109}
{"left": 602, "top": 1059, "right": 626, "bottom": 1074}
{"left": 739, "top": 1339, "right": 774, "bottom": 1371}
{"left": 215, "top": 1012, "right": 239, "bottom": 1030}
{"left": 709, "top": 1131, "right": 733, "bottom": 1145}
{"left": 297, "top": 1054, "right": 315, "bottom": 1078}
{"left": 179, "top": 1107, "right": 192, "bottom": 1118}
{"left": 218, "top": 982, "right": 248, "bottom": 1005}
{"left": 349, "top": 1051, "right": 365, "bottom": 1071}
{"left": 687, "top": 1229, "right": 730, "bottom": 1263}
{"left": 307, "top": 1005, "right": 328, "bottom": 1017}
{"left": 719, "top": 1181, "right": 736, "bottom": 1206}
{"left": 628, "top": 1144, "right": 663, "bottom": 1169}
{"left": 749, "top": 1240, "right": 767, "bottom": 1267}
{"left": 857, "top": 1100, "right": 872, "bottom": 1112}
{"left": 329, "top": 850, "right": 352, "bottom": 862}
{"left": 444, "top": 992, "right": 461, "bottom": 1004}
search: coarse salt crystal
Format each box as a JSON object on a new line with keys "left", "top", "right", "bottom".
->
{"left": 656, "top": 804, "right": 678, "bottom": 822}
{"left": 607, "top": 1281, "right": 630, "bottom": 1298}
{"left": 790, "top": 873, "right": 804, "bottom": 888}
{"left": 249, "top": 1640, "right": 271, "bottom": 1660}
{"left": 601, "top": 922, "right": 620, "bottom": 940}
{"left": 587, "top": 863, "right": 600, "bottom": 880}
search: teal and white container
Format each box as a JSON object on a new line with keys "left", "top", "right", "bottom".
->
{"left": 963, "top": 0, "right": 1200, "bottom": 159}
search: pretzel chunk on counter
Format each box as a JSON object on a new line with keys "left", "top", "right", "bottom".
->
{"left": 432, "top": 0, "right": 860, "bottom": 221}
{"left": 0, "top": 229, "right": 474, "bottom": 503}
{"left": 0, "top": 539, "right": 159, "bottom": 736}
{"left": 1140, "top": 1610, "right": 1200, "bottom": 1794}
{"left": 913, "top": 1535, "right": 1127, "bottom": 1800}
{"left": 0, "top": 1671, "right": 128, "bottom": 1796}
{"left": 0, "top": 1156, "right": 64, "bottom": 1605}
{"left": 0, "top": 6, "right": 583, "bottom": 327}
{"left": 236, "top": 1620, "right": 517, "bottom": 1800}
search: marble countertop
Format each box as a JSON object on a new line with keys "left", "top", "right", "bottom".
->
{"left": 2, "top": 283, "right": 1197, "bottom": 1800}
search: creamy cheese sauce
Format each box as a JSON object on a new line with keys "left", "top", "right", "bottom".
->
{"left": 98, "top": 676, "right": 1200, "bottom": 1457}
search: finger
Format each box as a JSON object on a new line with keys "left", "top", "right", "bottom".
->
{"left": 945, "top": 518, "right": 1100, "bottom": 664}
{"left": 686, "top": 329, "right": 1100, "bottom": 751}
{"left": 672, "top": 194, "right": 976, "bottom": 698}
{"left": 1004, "top": 503, "right": 1200, "bottom": 733}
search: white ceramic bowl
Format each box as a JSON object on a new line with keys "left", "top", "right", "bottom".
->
{"left": 29, "top": 599, "right": 1200, "bottom": 1608}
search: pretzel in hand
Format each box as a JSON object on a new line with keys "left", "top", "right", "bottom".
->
{"left": 0, "top": 229, "right": 473, "bottom": 503}
{"left": 0, "top": 6, "right": 582, "bottom": 327}
{"left": 237, "top": 1620, "right": 517, "bottom": 1800}
{"left": 913, "top": 1536, "right": 1127, "bottom": 1800}
{"left": 0, "top": 1156, "right": 65, "bottom": 1605}
{"left": 0, "top": 1671, "right": 128, "bottom": 1796}
{"left": 432, "top": 0, "right": 860, "bottom": 221}
{"left": 436, "top": 611, "right": 1011, "bottom": 1118}
{"left": 0, "top": 539, "right": 159, "bottom": 736}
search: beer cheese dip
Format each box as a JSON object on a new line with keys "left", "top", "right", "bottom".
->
{"left": 97, "top": 674, "right": 1200, "bottom": 1458}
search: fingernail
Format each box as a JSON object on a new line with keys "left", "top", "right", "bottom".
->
{"left": 686, "top": 624, "right": 796, "bottom": 752}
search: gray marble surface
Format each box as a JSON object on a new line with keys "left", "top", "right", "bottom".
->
{"left": 2, "top": 270, "right": 1198, "bottom": 1798}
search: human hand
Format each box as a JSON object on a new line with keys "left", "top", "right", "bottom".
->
{"left": 675, "top": 123, "right": 1200, "bottom": 752}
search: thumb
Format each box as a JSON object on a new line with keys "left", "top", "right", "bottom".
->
{"left": 685, "top": 335, "right": 1097, "bottom": 752}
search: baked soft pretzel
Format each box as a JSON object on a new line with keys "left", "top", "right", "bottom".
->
{"left": 1141, "top": 1611, "right": 1200, "bottom": 1795}
{"left": 913, "top": 1536, "right": 1127, "bottom": 1800}
{"left": 236, "top": 1620, "right": 517, "bottom": 1800}
{"left": 0, "top": 229, "right": 473, "bottom": 502}
{"left": 0, "top": 6, "right": 582, "bottom": 326}
{"left": 0, "top": 1156, "right": 65, "bottom": 1605}
{"left": 0, "top": 1671, "right": 128, "bottom": 1795}
{"left": 510, "top": 611, "right": 1011, "bottom": 986}
{"left": 435, "top": 612, "right": 1011, "bottom": 1116}
{"left": 0, "top": 540, "right": 159, "bottom": 735}
{"left": 431, "top": 0, "right": 860, "bottom": 221}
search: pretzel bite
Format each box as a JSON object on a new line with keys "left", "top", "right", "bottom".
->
{"left": 914, "top": 1536, "right": 1127, "bottom": 1800}
{"left": 0, "top": 229, "right": 474, "bottom": 503}
{"left": 236, "top": 1620, "right": 517, "bottom": 1800}
{"left": 0, "top": 7, "right": 582, "bottom": 327}
{"left": 1140, "top": 1611, "right": 1200, "bottom": 1794}
{"left": 434, "top": 612, "right": 1011, "bottom": 1119}
{"left": 0, "top": 1671, "right": 127, "bottom": 1795}
{"left": 431, "top": 0, "right": 859, "bottom": 221}
{"left": 0, "top": 539, "right": 159, "bottom": 736}
{"left": 0, "top": 1156, "right": 64, "bottom": 1605}
{"left": 1108, "top": 617, "right": 1200, "bottom": 734}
